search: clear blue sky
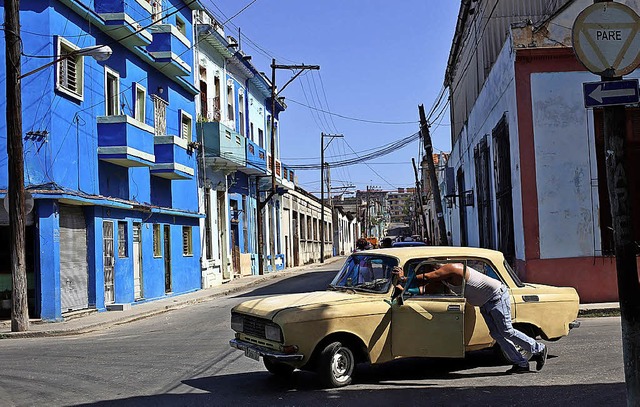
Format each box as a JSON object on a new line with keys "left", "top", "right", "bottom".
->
{"left": 203, "top": 0, "right": 459, "bottom": 196}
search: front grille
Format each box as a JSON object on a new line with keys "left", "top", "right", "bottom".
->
{"left": 242, "top": 314, "right": 269, "bottom": 339}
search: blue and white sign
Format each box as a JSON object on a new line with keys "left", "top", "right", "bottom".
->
{"left": 583, "top": 79, "right": 639, "bottom": 108}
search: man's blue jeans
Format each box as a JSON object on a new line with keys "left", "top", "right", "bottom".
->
{"left": 479, "top": 286, "right": 544, "bottom": 367}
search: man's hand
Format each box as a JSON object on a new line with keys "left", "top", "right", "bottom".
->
{"left": 392, "top": 266, "right": 407, "bottom": 282}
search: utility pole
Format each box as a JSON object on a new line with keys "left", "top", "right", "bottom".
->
{"left": 320, "top": 133, "right": 342, "bottom": 263}
{"left": 257, "top": 59, "right": 319, "bottom": 274}
{"left": 601, "top": 88, "right": 640, "bottom": 404}
{"left": 412, "top": 157, "right": 428, "bottom": 242}
{"left": 568, "top": 2, "right": 640, "bottom": 401}
{"left": 365, "top": 186, "right": 370, "bottom": 238}
{"left": 419, "top": 104, "right": 448, "bottom": 246}
{"left": 5, "top": 0, "right": 29, "bottom": 332}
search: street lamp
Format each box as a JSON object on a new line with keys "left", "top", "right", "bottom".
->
{"left": 19, "top": 45, "right": 113, "bottom": 79}
{"left": 5, "top": 36, "right": 112, "bottom": 332}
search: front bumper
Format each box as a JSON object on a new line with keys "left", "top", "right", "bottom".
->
{"left": 229, "top": 339, "right": 304, "bottom": 361}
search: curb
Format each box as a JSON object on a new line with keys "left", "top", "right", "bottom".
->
{"left": 0, "top": 257, "right": 346, "bottom": 339}
{"left": 578, "top": 307, "right": 620, "bottom": 317}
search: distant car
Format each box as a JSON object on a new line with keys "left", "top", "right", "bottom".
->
{"left": 392, "top": 241, "right": 427, "bottom": 247}
{"left": 229, "top": 247, "right": 580, "bottom": 387}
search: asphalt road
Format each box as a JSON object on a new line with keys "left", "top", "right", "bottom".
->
{"left": 0, "top": 262, "right": 627, "bottom": 407}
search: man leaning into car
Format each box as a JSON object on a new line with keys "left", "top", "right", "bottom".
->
{"left": 393, "top": 262, "right": 548, "bottom": 374}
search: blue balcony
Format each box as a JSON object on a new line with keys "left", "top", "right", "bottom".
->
{"left": 197, "top": 122, "right": 246, "bottom": 170}
{"left": 97, "top": 116, "right": 155, "bottom": 167}
{"left": 245, "top": 139, "right": 267, "bottom": 175}
{"left": 148, "top": 24, "right": 192, "bottom": 77}
{"left": 150, "top": 136, "right": 195, "bottom": 180}
{"left": 94, "top": 0, "right": 153, "bottom": 47}
{"left": 281, "top": 165, "right": 295, "bottom": 189}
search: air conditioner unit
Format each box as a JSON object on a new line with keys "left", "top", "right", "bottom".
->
{"left": 227, "top": 36, "right": 238, "bottom": 48}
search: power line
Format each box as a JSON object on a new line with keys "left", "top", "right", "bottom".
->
{"left": 287, "top": 98, "right": 418, "bottom": 125}
{"left": 221, "top": 0, "right": 259, "bottom": 25}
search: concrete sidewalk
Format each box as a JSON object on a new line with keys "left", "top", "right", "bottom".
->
{"left": 0, "top": 256, "right": 346, "bottom": 339}
{"left": 0, "top": 255, "right": 620, "bottom": 339}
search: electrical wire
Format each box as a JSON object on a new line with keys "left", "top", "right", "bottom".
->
{"left": 286, "top": 98, "right": 418, "bottom": 125}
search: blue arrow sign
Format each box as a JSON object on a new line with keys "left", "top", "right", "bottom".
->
{"left": 583, "top": 79, "right": 639, "bottom": 108}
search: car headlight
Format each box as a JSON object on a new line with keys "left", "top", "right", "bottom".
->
{"left": 264, "top": 323, "right": 283, "bottom": 342}
{"left": 231, "top": 313, "right": 243, "bottom": 332}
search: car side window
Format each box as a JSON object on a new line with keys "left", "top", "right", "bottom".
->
{"left": 467, "top": 260, "right": 502, "bottom": 282}
{"left": 402, "top": 259, "right": 465, "bottom": 299}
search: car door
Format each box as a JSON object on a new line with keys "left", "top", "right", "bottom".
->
{"left": 390, "top": 259, "right": 466, "bottom": 358}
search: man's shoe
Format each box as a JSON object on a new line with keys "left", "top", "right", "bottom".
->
{"left": 506, "top": 365, "right": 530, "bottom": 374}
{"left": 534, "top": 346, "right": 548, "bottom": 371}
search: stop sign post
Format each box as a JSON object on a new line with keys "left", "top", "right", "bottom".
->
{"left": 573, "top": 2, "right": 640, "bottom": 404}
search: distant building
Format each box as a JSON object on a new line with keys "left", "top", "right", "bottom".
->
{"left": 387, "top": 188, "right": 416, "bottom": 225}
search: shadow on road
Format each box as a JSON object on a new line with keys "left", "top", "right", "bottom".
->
{"left": 73, "top": 352, "right": 627, "bottom": 407}
{"left": 233, "top": 270, "right": 337, "bottom": 298}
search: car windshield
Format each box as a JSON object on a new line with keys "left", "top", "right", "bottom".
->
{"left": 330, "top": 254, "right": 398, "bottom": 293}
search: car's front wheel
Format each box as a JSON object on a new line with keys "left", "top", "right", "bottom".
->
{"left": 317, "top": 341, "right": 355, "bottom": 388}
{"left": 263, "top": 358, "right": 294, "bottom": 377}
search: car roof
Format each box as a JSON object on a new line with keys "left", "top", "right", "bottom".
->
{"left": 354, "top": 246, "right": 506, "bottom": 265}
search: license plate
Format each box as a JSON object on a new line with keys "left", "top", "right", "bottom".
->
{"left": 245, "top": 347, "right": 260, "bottom": 361}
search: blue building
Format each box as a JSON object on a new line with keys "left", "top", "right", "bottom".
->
{"left": 0, "top": 0, "right": 204, "bottom": 321}
{"left": 195, "top": 11, "right": 292, "bottom": 281}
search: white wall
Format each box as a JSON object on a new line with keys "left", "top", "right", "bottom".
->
{"left": 531, "top": 71, "right": 600, "bottom": 258}
{"left": 446, "top": 39, "right": 522, "bottom": 256}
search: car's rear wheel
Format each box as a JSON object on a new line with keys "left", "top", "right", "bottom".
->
{"left": 317, "top": 341, "right": 355, "bottom": 388}
{"left": 263, "top": 358, "right": 294, "bottom": 377}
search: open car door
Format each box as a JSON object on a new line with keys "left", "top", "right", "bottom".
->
{"left": 391, "top": 259, "right": 467, "bottom": 358}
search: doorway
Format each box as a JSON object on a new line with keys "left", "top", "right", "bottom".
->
{"left": 133, "top": 223, "right": 143, "bottom": 300}
{"left": 103, "top": 221, "right": 115, "bottom": 304}
{"left": 164, "top": 224, "right": 172, "bottom": 293}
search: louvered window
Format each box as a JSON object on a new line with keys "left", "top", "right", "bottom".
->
{"left": 105, "top": 68, "right": 120, "bottom": 116}
{"left": 135, "top": 84, "right": 146, "bottom": 122}
{"left": 153, "top": 224, "right": 161, "bottom": 257}
{"left": 182, "top": 226, "right": 193, "bottom": 256}
{"left": 57, "top": 38, "right": 84, "bottom": 99}
{"left": 180, "top": 111, "right": 192, "bottom": 142}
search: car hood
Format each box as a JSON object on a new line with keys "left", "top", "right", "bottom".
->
{"left": 232, "top": 290, "right": 374, "bottom": 320}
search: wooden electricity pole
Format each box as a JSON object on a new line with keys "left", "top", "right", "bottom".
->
{"left": 601, "top": 84, "right": 640, "bottom": 405}
{"left": 419, "top": 104, "right": 448, "bottom": 246}
{"left": 5, "top": 0, "right": 29, "bottom": 332}
{"left": 320, "top": 133, "right": 342, "bottom": 263}
{"left": 257, "top": 59, "right": 318, "bottom": 274}
{"left": 412, "top": 158, "right": 428, "bottom": 242}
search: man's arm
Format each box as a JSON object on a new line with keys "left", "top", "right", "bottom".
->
{"left": 415, "top": 263, "right": 461, "bottom": 282}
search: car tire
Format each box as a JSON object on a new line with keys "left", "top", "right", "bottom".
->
{"left": 263, "top": 358, "right": 294, "bottom": 377}
{"left": 317, "top": 341, "right": 355, "bottom": 388}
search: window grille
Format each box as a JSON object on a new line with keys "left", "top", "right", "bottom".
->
{"left": 153, "top": 224, "right": 161, "bottom": 257}
{"left": 118, "top": 221, "right": 128, "bottom": 258}
{"left": 182, "top": 226, "right": 193, "bottom": 256}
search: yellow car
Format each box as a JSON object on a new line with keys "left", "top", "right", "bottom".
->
{"left": 229, "top": 247, "right": 580, "bottom": 387}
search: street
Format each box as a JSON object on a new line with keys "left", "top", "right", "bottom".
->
{"left": 0, "top": 262, "right": 627, "bottom": 407}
